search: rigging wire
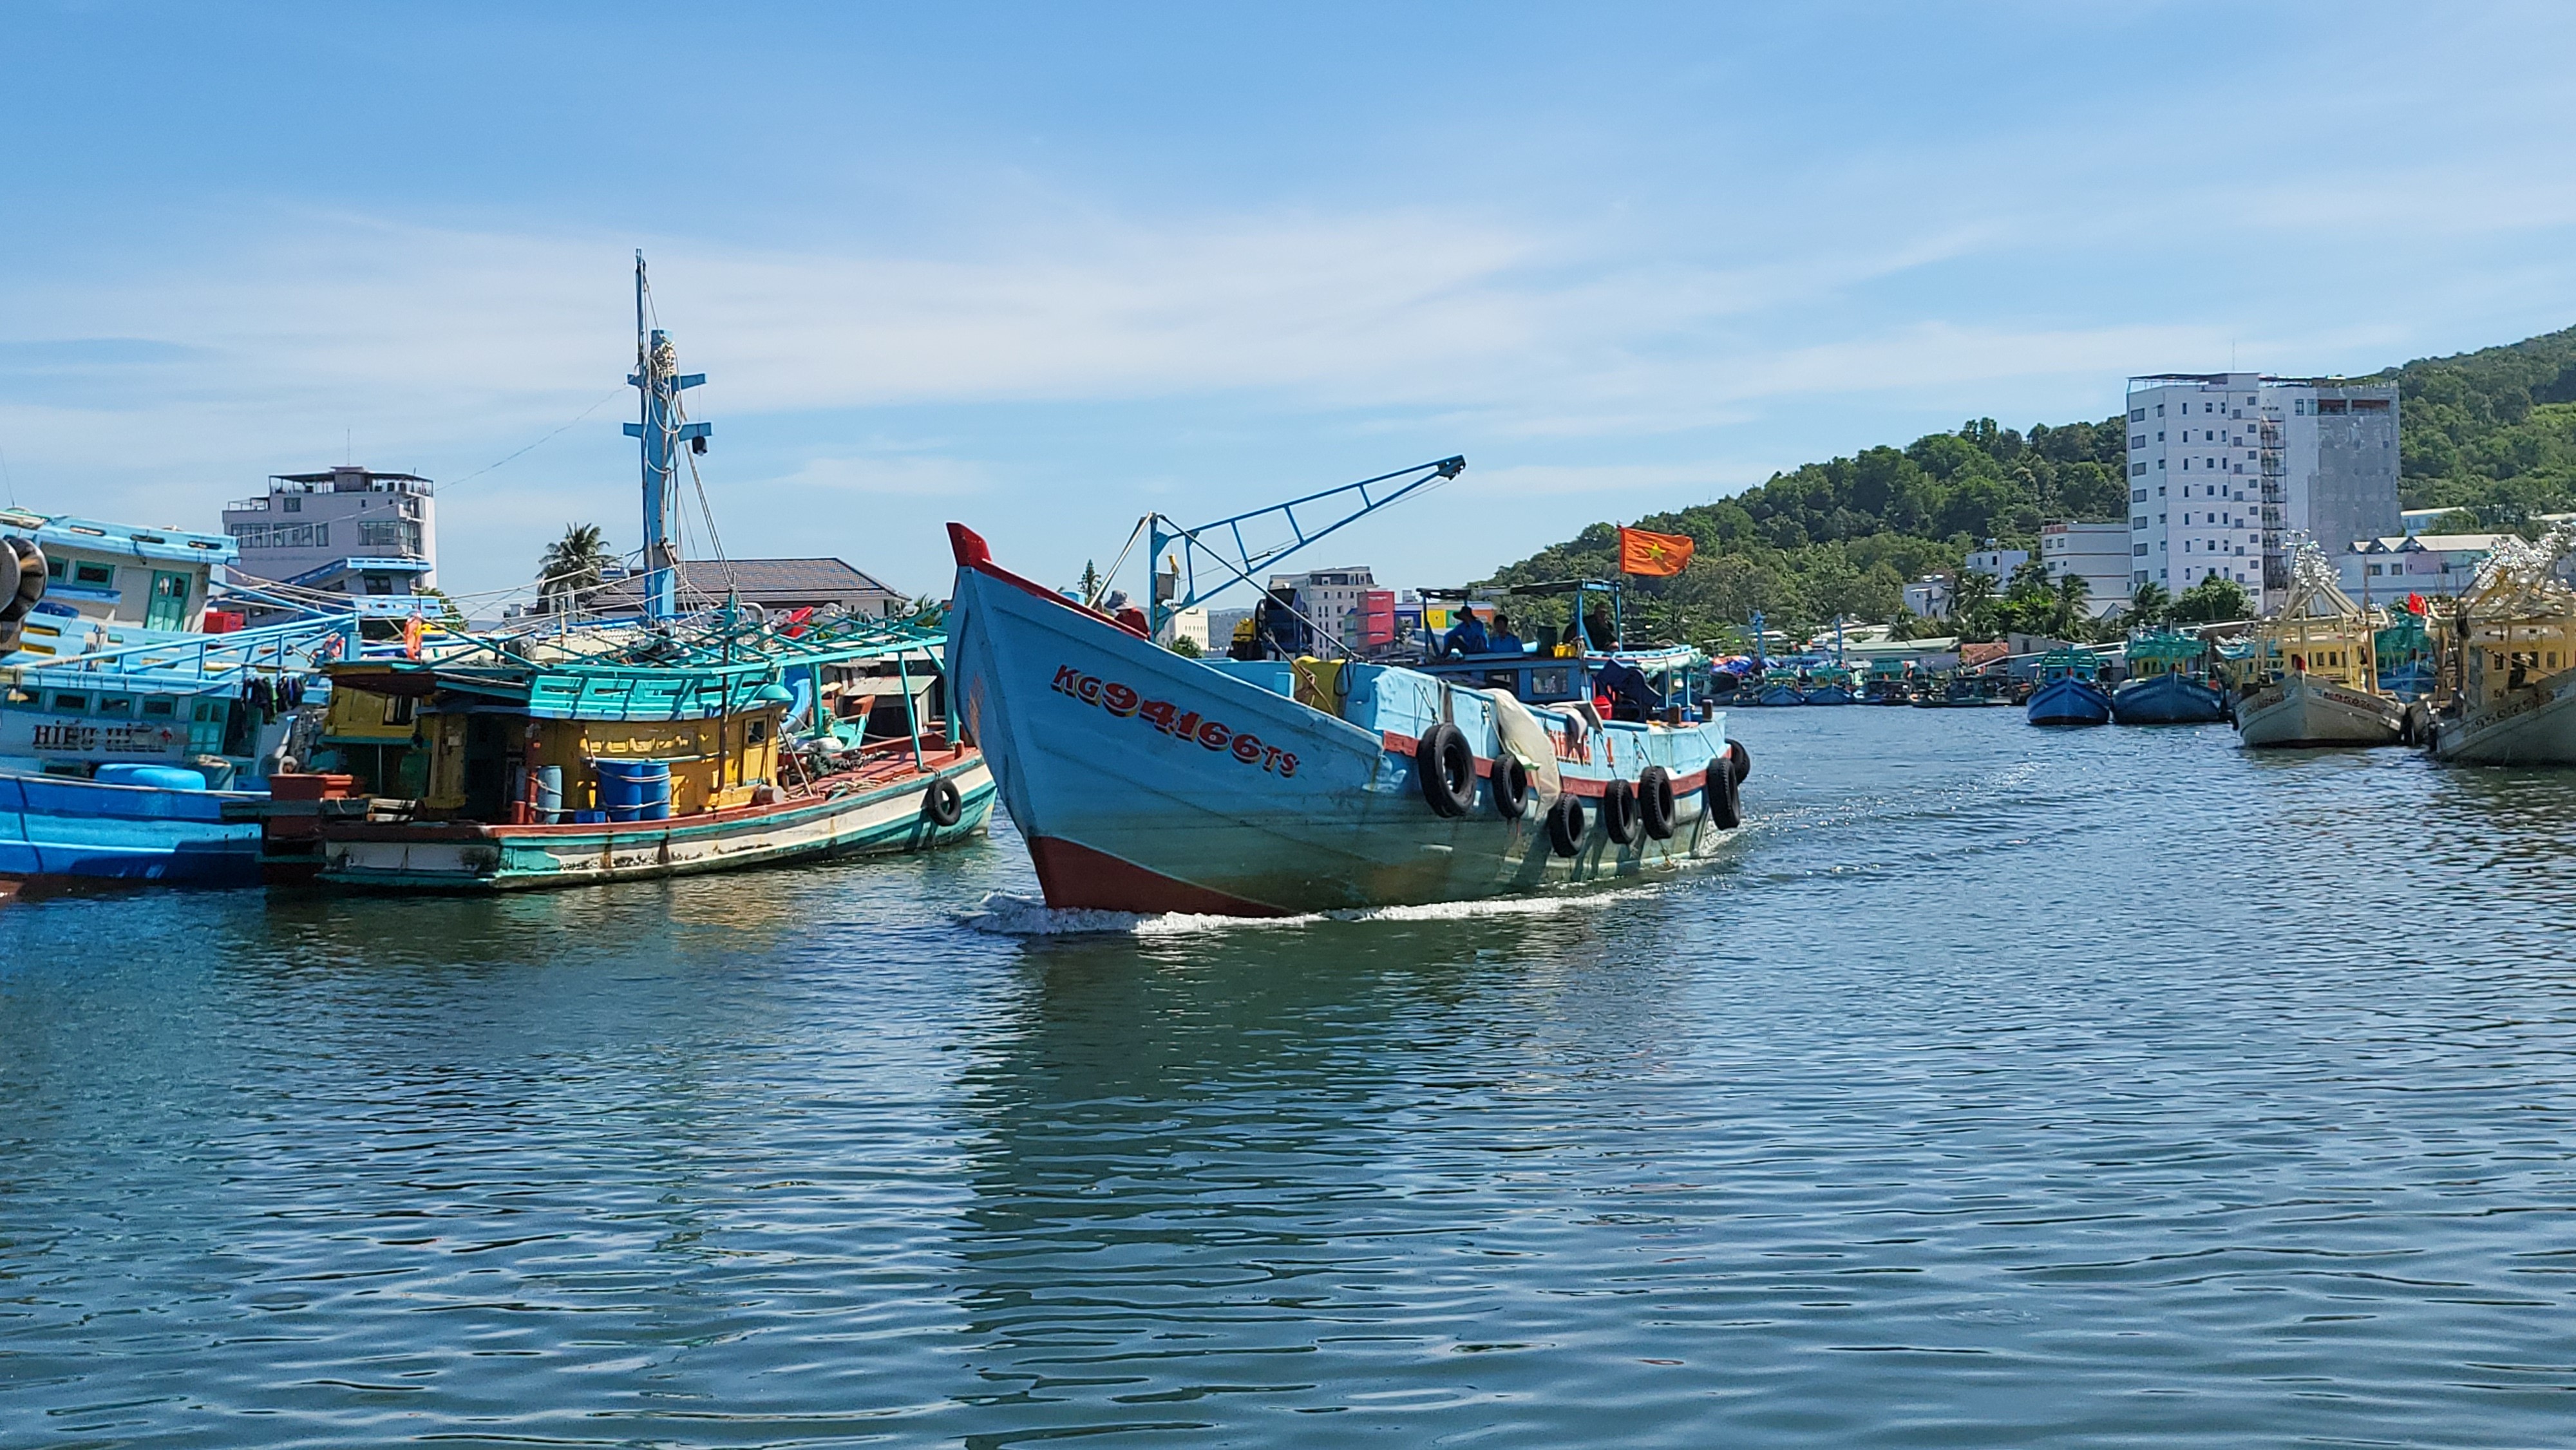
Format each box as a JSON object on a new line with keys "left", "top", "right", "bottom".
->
{"left": 440, "top": 386, "right": 629, "bottom": 491}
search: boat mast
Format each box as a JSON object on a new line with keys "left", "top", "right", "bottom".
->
{"left": 624, "top": 252, "right": 711, "bottom": 624}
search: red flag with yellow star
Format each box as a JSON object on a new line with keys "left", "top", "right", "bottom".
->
{"left": 1617, "top": 525, "right": 1695, "bottom": 578}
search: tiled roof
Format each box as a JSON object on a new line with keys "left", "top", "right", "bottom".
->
{"left": 590, "top": 558, "right": 907, "bottom": 611}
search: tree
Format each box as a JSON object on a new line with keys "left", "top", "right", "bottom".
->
{"left": 1948, "top": 569, "right": 1998, "bottom": 639}
{"left": 2049, "top": 572, "right": 2091, "bottom": 639}
{"left": 1999, "top": 558, "right": 2056, "bottom": 635}
{"left": 1077, "top": 560, "right": 1102, "bottom": 601}
{"left": 2171, "top": 574, "right": 2253, "bottom": 624}
{"left": 537, "top": 523, "right": 614, "bottom": 613}
{"left": 2127, "top": 581, "right": 2171, "bottom": 630}
{"left": 1168, "top": 635, "right": 1204, "bottom": 658}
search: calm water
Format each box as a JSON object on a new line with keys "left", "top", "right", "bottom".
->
{"left": 6, "top": 710, "right": 2576, "bottom": 1448}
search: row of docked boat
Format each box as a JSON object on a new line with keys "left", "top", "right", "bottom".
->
{"left": 2020, "top": 534, "right": 2576, "bottom": 764}
{"left": 0, "top": 260, "right": 1750, "bottom": 917}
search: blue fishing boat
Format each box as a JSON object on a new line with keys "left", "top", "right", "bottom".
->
{"left": 1753, "top": 668, "right": 1807, "bottom": 706}
{"left": 942, "top": 465, "right": 1747, "bottom": 916}
{"left": 2025, "top": 648, "right": 2112, "bottom": 727}
{"left": 0, "top": 509, "right": 365, "bottom": 889}
{"left": 2109, "top": 632, "right": 2226, "bottom": 724}
{"left": 1801, "top": 664, "right": 1858, "bottom": 706}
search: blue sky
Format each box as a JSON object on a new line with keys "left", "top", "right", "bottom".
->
{"left": 5, "top": 2, "right": 2575, "bottom": 607}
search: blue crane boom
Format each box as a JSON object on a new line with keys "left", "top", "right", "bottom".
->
{"left": 1146, "top": 456, "right": 1465, "bottom": 637}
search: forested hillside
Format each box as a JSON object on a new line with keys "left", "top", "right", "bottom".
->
{"left": 1483, "top": 323, "right": 2576, "bottom": 643}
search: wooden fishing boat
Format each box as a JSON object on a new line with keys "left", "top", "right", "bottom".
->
{"left": 943, "top": 503, "right": 1746, "bottom": 918}
{"left": 2025, "top": 648, "right": 2110, "bottom": 726}
{"left": 310, "top": 258, "right": 992, "bottom": 890}
{"left": 2110, "top": 632, "right": 2226, "bottom": 725}
{"left": 2235, "top": 546, "right": 2401, "bottom": 748}
{"left": 2423, "top": 525, "right": 2576, "bottom": 765}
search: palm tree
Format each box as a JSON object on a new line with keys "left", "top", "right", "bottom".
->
{"left": 537, "top": 523, "right": 614, "bottom": 613}
{"left": 2050, "top": 572, "right": 2090, "bottom": 639}
{"left": 1948, "top": 569, "right": 1997, "bottom": 639}
{"left": 2127, "top": 581, "right": 2172, "bottom": 630}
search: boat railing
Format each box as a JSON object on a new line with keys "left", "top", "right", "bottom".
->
{"left": 4, "top": 613, "right": 363, "bottom": 690}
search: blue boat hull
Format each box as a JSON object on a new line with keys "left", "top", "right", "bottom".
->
{"left": 2026, "top": 677, "right": 2112, "bottom": 727}
{"left": 1803, "top": 685, "right": 1855, "bottom": 706}
{"left": 0, "top": 772, "right": 263, "bottom": 885}
{"left": 2110, "top": 672, "right": 2227, "bottom": 725}
{"left": 1754, "top": 684, "right": 1805, "bottom": 706}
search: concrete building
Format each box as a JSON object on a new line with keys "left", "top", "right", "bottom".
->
{"left": 2340, "top": 532, "right": 2515, "bottom": 605}
{"left": 2123, "top": 372, "right": 2401, "bottom": 612}
{"left": 1265, "top": 565, "right": 1378, "bottom": 646}
{"left": 2038, "top": 521, "right": 2132, "bottom": 619}
{"left": 1965, "top": 544, "right": 2028, "bottom": 581}
{"left": 1902, "top": 574, "right": 1953, "bottom": 619}
{"left": 222, "top": 466, "right": 438, "bottom": 600}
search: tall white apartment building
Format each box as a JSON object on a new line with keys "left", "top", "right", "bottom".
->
{"left": 222, "top": 466, "right": 438, "bottom": 598}
{"left": 2123, "top": 372, "right": 2400, "bottom": 613}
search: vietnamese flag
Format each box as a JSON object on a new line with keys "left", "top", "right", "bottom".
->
{"left": 1618, "top": 525, "right": 1696, "bottom": 577}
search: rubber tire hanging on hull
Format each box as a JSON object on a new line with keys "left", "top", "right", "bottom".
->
{"left": 1414, "top": 722, "right": 1477, "bottom": 818}
{"left": 1490, "top": 754, "right": 1530, "bottom": 819}
{"left": 1600, "top": 779, "right": 1640, "bottom": 845}
{"left": 922, "top": 777, "right": 963, "bottom": 827}
{"left": 1545, "top": 794, "right": 1586, "bottom": 857}
{"left": 1636, "top": 766, "right": 1676, "bottom": 840}
{"left": 1727, "top": 739, "right": 1752, "bottom": 785}
{"left": 1710, "top": 757, "right": 1742, "bottom": 829}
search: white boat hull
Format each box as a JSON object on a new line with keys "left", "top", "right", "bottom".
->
{"left": 2235, "top": 673, "right": 2403, "bottom": 748}
{"left": 2430, "top": 666, "right": 2576, "bottom": 766}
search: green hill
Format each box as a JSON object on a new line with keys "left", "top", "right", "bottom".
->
{"left": 1482, "top": 323, "right": 2576, "bottom": 645}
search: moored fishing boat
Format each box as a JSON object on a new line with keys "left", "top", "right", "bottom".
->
{"left": 2024, "top": 648, "right": 2110, "bottom": 726}
{"left": 2423, "top": 525, "right": 2576, "bottom": 765}
{"left": 311, "top": 256, "right": 992, "bottom": 890}
{"left": 2234, "top": 545, "right": 2403, "bottom": 748}
{"left": 0, "top": 509, "right": 363, "bottom": 888}
{"left": 1752, "top": 667, "right": 1806, "bottom": 706}
{"left": 942, "top": 495, "right": 1747, "bottom": 917}
{"left": 2110, "top": 631, "right": 2226, "bottom": 725}
{"left": 1801, "top": 663, "right": 1857, "bottom": 706}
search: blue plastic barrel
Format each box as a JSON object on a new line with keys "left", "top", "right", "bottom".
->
{"left": 594, "top": 760, "right": 644, "bottom": 821}
{"left": 531, "top": 764, "right": 563, "bottom": 824}
{"left": 634, "top": 762, "right": 671, "bottom": 821}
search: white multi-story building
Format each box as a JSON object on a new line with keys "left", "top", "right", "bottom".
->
{"left": 1965, "top": 544, "right": 2029, "bottom": 581}
{"left": 2123, "top": 372, "right": 2400, "bottom": 613}
{"left": 1902, "top": 574, "right": 1953, "bottom": 619}
{"left": 222, "top": 466, "right": 438, "bottom": 599}
{"left": 1266, "top": 565, "right": 1377, "bottom": 644}
{"left": 2038, "top": 521, "right": 2132, "bottom": 618}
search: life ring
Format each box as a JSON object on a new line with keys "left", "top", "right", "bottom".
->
{"left": 1636, "top": 766, "right": 1676, "bottom": 840}
{"left": 1710, "top": 757, "right": 1743, "bottom": 829}
{"left": 1727, "top": 739, "right": 1752, "bottom": 786}
{"left": 1600, "top": 778, "right": 1640, "bottom": 845}
{"left": 922, "top": 776, "right": 963, "bottom": 827}
{"left": 1490, "top": 753, "right": 1530, "bottom": 820}
{"left": 1545, "top": 793, "right": 1586, "bottom": 857}
{"left": 1414, "top": 722, "right": 1476, "bottom": 818}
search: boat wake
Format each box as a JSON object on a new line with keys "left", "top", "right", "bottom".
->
{"left": 961, "top": 882, "right": 1682, "bottom": 938}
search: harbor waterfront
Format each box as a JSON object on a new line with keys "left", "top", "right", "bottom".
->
{"left": 6, "top": 708, "right": 2573, "bottom": 1445}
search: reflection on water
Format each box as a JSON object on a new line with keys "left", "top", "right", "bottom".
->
{"left": 5, "top": 713, "right": 2575, "bottom": 1447}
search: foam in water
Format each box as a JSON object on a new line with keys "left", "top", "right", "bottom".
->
{"left": 961, "top": 880, "right": 1683, "bottom": 937}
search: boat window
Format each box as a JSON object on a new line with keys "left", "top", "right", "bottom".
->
{"left": 140, "top": 697, "right": 176, "bottom": 718}
{"left": 193, "top": 701, "right": 222, "bottom": 722}
{"left": 381, "top": 695, "right": 417, "bottom": 726}
{"left": 97, "top": 695, "right": 133, "bottom": 717}
{"left": 73, "top": 561, "right": 115, "bottom": 587}
{"left": 5, "top": 686, "right": 33, "bottom": 706}
{"left": 50, "top": 693, "right": 86, "bottom": 713}
{"left": 746, "top": 718, "right": 768, "bottom": 744}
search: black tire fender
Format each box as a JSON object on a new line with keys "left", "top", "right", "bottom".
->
{"left": 922, "top": 775, "right": 963, "bottom": 827}
{"left": 1414, "top": 721, "right": 1476, "bottom": 818}
{"left": 1601, "top": 778, "right": 1640, "bottom": 845}
{"left": 1710, "top": 757, "right": 1743, "bottom": 829}
{"left": 1545, "top": 793, "right": 1586, "bottom": 858}
{"left": 1636, "top": 766, "right": 1676, "bottom": 840}
{"left": 0, "top": 537, "right": 38, "bottom": 625}
{"left": 1727, "top": 738, "right": 1752, "bottom": 786}
{"left": 1490, "top": 753, "right": 1530, "bottom": 820}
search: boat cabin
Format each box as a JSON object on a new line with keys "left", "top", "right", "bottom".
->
{"left": 0, "top": 509, "right": 237, "bottom": 659}
{"left": 2123, "top": 631, "right": 2210, "bottom": 682}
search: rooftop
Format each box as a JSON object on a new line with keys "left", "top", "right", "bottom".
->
{"left": 589, "top": 558, "right": 909, "bottom": 613}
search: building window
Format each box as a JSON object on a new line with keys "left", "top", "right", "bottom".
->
{"left": 283, "top": 496, "right": 301, "bottom": 513}
{"left": 2155, "top": 404, "right": 2165, "bottom": 417}
{"left": 2130, "top": 408, "right": 2146, "bottom": 422}
{"left": 2130, "top": 462, "right": 2145, "bottom": 477}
